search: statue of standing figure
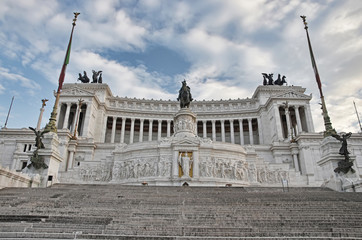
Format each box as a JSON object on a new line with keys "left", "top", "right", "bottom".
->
{"left": 332, "top": 132, "right": 354, "bottom": 174}
{"left": 27, "top": 127, "right": 50, "bottom": 169}
{"left": 178, "top": 152, "right": 193, "bottom": 178}
{"left": 177, "top": 80, "right": 193, "bottom": 108}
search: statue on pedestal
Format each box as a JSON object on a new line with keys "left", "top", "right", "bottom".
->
{"left": 332, "top": 132, "right": 354, "bottom": 174}
{"left": 177, "top": 80, "right": 193, "bottom": 108}
{"left": 28, "top": 127, "right": 50, "bottom": 169}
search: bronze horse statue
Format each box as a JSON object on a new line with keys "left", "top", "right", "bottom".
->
{"left": 177, "top": 80, "right": 193, "bottom": 108}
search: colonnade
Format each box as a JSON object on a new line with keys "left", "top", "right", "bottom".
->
{"left": 104, "top": 116, "right": 261, "bottom": 145}
{"left": 57, "top": 102, "right": 88, "bottom": 136}
{"left": 275, "top": 104, "right": 313, "bottom": 140}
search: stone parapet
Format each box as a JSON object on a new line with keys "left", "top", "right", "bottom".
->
{"left": 0, "top": 165, "right": 40, "bottom": 188}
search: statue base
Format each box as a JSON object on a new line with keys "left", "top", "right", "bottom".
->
{"left": 318, "top": 136, "right": 359, "bottom": 191}
{"left": 23, "top": 132, "right": 63, "bottom": 187}
{"left": 173, "top": 108, "right": 197, "bottom": 138}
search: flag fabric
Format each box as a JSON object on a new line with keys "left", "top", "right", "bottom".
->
{"left": 306, "top": 30, "right": 324, "bottom": 97}
{"left": 57, "top": 24, "right": 75, "bottom": 92}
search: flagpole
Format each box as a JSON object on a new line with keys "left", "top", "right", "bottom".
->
{"left": 300, "top": 16, "right": 336, "bottom": 137}
{"left": 45, "top": 12, "right": 80, "bottom": 133}
{"left": 353, "top": 101, "right": 362, "bottom": 132}
{"left": 4, "top": 96, "right": 14, "bottom": 128}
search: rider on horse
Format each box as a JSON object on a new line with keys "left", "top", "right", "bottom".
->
{"left": 177, "top": 80, "right": 193, "bottom": 108}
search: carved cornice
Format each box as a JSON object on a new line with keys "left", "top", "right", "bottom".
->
{"left": 62, "top": 83, "right": 113, "bottom": 96}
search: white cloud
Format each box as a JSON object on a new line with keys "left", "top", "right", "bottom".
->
{"left": 0, "top": 67, "right": 40, "bottom": 90}
{"left": 0, "top": 0, "right": 361, "bottom": 133}
{"left": 0, "top": 84, "right": 5, "bottom": 94}
{"left": 67, "top": 51, "right": 174, "bottom": 100}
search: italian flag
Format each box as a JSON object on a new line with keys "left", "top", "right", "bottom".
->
{"left": 57, "top": 25, "right": 74, "bottom": 93}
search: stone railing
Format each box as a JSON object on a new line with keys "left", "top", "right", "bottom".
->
{"left": 0, "top": 165, "right": 40, "bottom": 189}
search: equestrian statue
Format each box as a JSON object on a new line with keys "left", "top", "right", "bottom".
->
{"left": 177, "top": 80, "right": 193, "bottom": 108}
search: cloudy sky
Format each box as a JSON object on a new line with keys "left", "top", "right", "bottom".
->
{"left": 0, "top": 0, "right": 361, "bottom": 133}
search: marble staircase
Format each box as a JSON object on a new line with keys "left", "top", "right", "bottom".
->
{"left": 0, "top": 184, "right": 362, "bottom": 239}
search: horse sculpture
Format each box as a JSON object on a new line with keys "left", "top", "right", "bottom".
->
{"left": 177, "top": 80, "right": 193, "bottom": 108}
{"left": 262, "top": 73, "right": 287, "bottom": 86}
{"left": 92, "top": 70, "right": 102, "bottom": 83}
{"left": 274, "top": 74, "right": 287, "bottom": 86}
{"left": 78, "top": 71, "right": 90, "bottom": 83}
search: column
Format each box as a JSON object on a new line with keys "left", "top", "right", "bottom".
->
{"left": 294, "top": 106, "right": 302, "bottom": 134}
{"left": 139, "top": 119, "right": 144, "bottom": 142}
{"left": 239, "top": 119, "right": 244, "bottom": 145}
{"left": 111, "top": 116, "right": 117, "bottom": 143}
{"left": 67, "top": 151, "right": 75, "bottom": 170}
{"left": 211, "top": 120, "right": 216, "bottom": 141}
{"left": 221, "top": 120, "right": 225, "bottom": 142}
{"left": 120, "top": 118, "right": 126, "bottom": 143}
{"left": 195, "top": 121, "right": 198, "bottom": 136}
{"left": 102, "top": 115, "right": 107, "bottom": 143}
{"left": 71, "top": 103, "right": 80, "bottom": 132}
{"left": 172, "top": 150, "right": 179, "bottom": 178}
{"left": 158, "top": 120, "right": 162, "bottom": 140}
{"left": 130, "top": 118, "right": 135, "bottom": 144}
{"left": 63, "top": 103, "right": 71, "bottom": 129}
{"left": 285, "top": 108, "right": 292, "bottom": 140}
{"left": 167, "top": 120, "right": 171, "bottom": 137}
{"left": 229, "top": 119, "right": 235, "bottom": 144}
{"left": 257, "top": 117, "right": 263, "bottom": 144}
{"left": 193, "top": 151, "right": 199, "bottom": 178}
{"left": 81, "top": 103, "right": 90, "bottom": 137}
{"left": 293, "top": 154, "right": 300, "bottom": 172}
{"left": 304, "top": 104, "right": 315, "bottom": 132}
{"left": 36, "top": 107, "right": 45, "bottom": 130}
{"left": 148, "top": 120, "right": 153, "bottom": 141}
{"left": 248, "top": 118, "right": 254, "bottom": 145}
{"left": 274, "top": 104, "right": 284, "bottom": 140}
{"left": 202, "top": 120, "right": 207, "bottom": 138}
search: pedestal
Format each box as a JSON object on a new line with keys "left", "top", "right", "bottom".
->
{"left": 318, "top": 136, "right": 359, "bottom": 191}
{"left": 23, "top": 132, "right": 63, "bottom": 187}
{"left": 173, "top": 108, "right": 197, "bottom": 138}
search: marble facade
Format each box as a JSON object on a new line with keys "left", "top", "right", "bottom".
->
{"left": 1, "top": 83, "right": 362, "bottom": 189}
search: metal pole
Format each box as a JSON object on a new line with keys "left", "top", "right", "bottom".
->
{"left": 300, "top": 16, "right": 336, "bottom": 137}
{"left": 45, "top": 12, "right": 80, "bottom": 133}
{"left": 353, "top": 101, "right": 362, "bottom": 132}
{"left": 4, "top": 96, "right": 14, "bottom": 128}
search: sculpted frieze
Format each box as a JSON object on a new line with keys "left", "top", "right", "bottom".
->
{"left": 112, "top": 156, "right": 172, "bottom": 180}
{"left": 198, "top": 157, "right": 289, "bottom": 184}
{"left": 77, "top": 162, "right": 113, "bottom": 182}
